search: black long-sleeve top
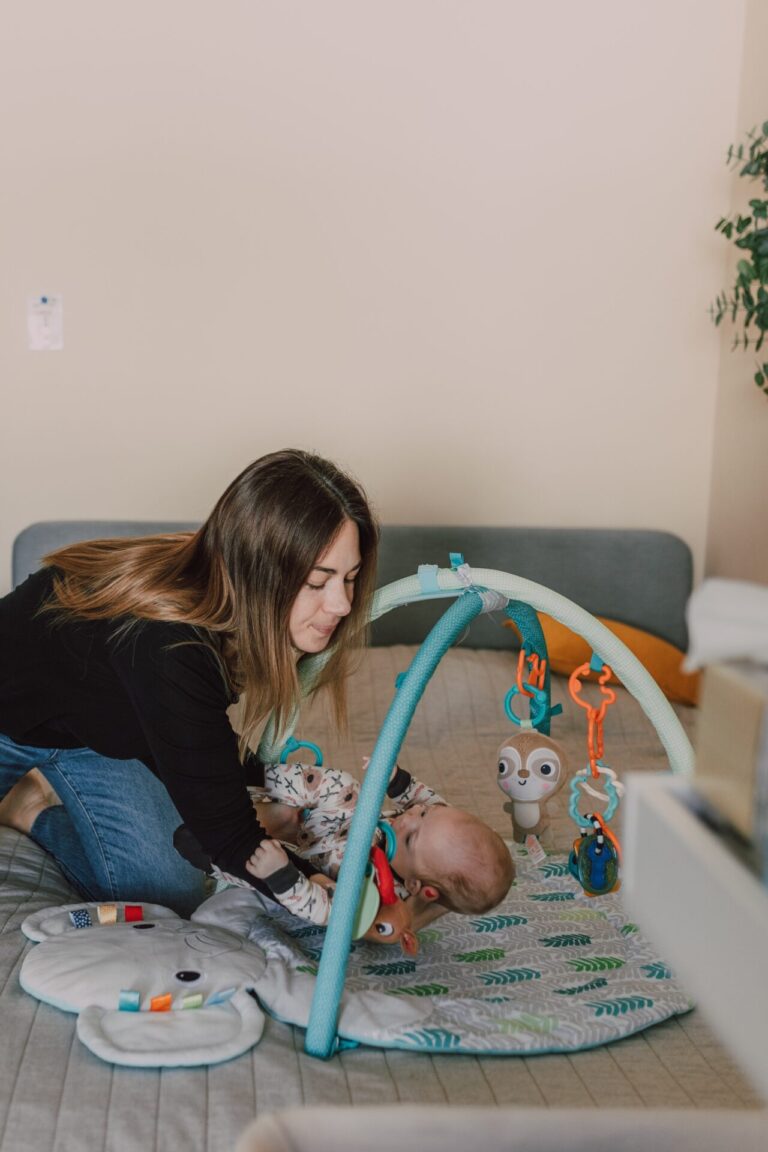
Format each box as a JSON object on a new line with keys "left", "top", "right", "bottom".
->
{"left": 0, "top": 566, "right": 314, "bottom": 894}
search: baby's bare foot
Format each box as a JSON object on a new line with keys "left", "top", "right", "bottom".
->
{"left": 0, "top": 769, "right": 60, "bottom": 834}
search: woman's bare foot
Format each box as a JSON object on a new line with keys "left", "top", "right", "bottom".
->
{"left": 0, "top": 769, "right": 60, "bottom": 835}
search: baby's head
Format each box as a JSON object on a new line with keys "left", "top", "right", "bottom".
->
{"left": 388, "top": 804, "right": 514, "bottom": 914}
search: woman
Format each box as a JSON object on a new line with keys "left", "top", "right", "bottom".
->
{"left": 0, "top": 449, "right": 379, "bottom": 915}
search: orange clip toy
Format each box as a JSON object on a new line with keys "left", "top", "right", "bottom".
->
{"left": 516, "top": 649, "right": 547, "bottom": 698}
{"left": 568, "top": 661, "right": 616, "bottom": 778}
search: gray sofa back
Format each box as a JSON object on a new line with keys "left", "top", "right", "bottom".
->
{"left": 12, "top": 521, "right": 692, "bottom": 650}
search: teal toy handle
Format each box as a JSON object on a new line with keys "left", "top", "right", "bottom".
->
{"left": 278, "top": 737, "right": 324, "bottom": 766}
{"left": 568, "top": 764, "right": 621, "bottom": 827}
{"left": 504, "top": 684, "right": 548, "bottom": 729}
{"left": 376, "top": 820, "right": 397, "bottom": 861}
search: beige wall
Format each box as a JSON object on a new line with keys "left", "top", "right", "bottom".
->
{"left": 0, "top": 2, "right": 747, "bottom": 593}
{"left": 706, "top": 0, "right": 768, "bottom": 583}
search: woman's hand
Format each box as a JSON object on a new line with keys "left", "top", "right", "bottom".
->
{"left": 246, "top": 839, "right": 289, "bottom": 879}
{"left": 361, "top": 756, "right": 400, "bottom": 783}
{"left": 310, "top": 872, "right": 336, "bottom": 892}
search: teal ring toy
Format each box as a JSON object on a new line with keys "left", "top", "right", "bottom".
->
{"left": 278, "top": 737, "right": 323, "bottom": 766}
{"left": 377, "top": 820, "right": 397, "bottom": 861}
{"left": 504, "top": 684, "right": 548, "bottom": 728}
{"left": 568, "top": 766, "right": 620, "bottom": 827}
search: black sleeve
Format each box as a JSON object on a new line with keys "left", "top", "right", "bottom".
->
{"left": 387, "top": 765, "right": 412, "bottom": 799}
{"left": 108, "top": 621, "right": 314, "bottom": 893}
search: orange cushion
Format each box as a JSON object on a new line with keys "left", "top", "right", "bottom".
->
{"left": 503, "top": 615, "right": 699, "bottom": 706}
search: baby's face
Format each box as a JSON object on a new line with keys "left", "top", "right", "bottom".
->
{"left": 389, "top": 804, "right": 475, "bottom": 896}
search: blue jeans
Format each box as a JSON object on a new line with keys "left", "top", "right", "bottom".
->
{"left": 0, "top": 732, "right": 206, "bottom": 917}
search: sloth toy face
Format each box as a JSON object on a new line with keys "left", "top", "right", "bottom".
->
{"left": 497, "top": 731, "right": 569, "bottom": 841}
{"left": 497, "top": 733, "right": 566, "bottom": 803}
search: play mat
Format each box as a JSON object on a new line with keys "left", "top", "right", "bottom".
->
{"left": 19, "top": 840, "right": 691, "bottom": 1067}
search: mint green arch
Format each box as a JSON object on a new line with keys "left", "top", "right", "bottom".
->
{"left": 258, "top": 567, "right": 694, "bottom": 777}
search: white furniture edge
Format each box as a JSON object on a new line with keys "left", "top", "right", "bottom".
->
{"left": 623, "top": 772, "right": 768, "bottom": 1102}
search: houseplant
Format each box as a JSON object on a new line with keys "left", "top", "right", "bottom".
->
{"left": 711, "top": 122, "right": 768, "bottom": 396}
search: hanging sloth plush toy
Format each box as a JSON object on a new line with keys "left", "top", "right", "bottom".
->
{"left": 496, "top": 732, "right": 569, "bottom": 843}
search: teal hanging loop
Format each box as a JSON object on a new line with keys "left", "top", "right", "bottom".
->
{"left": 278, "top": 737, "right": 323, "bottom": 766}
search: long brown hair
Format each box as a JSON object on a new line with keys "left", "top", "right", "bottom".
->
{"left": 43, "top": 449, "right": 379, "bottom": 756}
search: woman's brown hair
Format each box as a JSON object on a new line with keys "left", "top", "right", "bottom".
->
{"left": 43, "top": 449, "right": 379, "bottom": 757}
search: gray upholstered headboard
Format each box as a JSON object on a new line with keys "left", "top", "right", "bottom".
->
{"left": 12, "top": 522, "right": 693, "bottom": 650}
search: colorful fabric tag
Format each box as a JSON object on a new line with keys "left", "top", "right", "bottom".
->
{"left": 69, "top": 908, "right": 92, "bottom": 929}
{"left": 96, "top": 904, "right": 117, "bottom": 925}
{"left": 206, "top": 986, "right": 235, "bottom": 1006}
{"left": 524, "top": 834, "right": 547, "bottom": 864}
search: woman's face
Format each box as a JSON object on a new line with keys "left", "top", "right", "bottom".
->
{"left": 288, "top": 519, "right": 362, "bottom": 654}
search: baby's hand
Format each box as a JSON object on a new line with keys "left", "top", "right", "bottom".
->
{"left": 246, "top": 839, "right": 289, "bottom": 879}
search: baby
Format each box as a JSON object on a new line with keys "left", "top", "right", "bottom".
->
{"left": 245, "top": 761, "right": 514, "bottom": 946}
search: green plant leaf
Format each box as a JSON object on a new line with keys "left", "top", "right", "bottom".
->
{"left": 470, "top": 913, "right": 528, "bottom": 932}
{"left": 480, "top": 967, "right": 541, "bottom": 986}
{"left": 641, "top": 962, "right": 672, "bottom": 979}
{"left": 756, "top": 372, "right": 765, "bottom": 387}
{"left": 453, "top": 947, "right": 506, "bottom": 963}
{"left": 587, "top": 995, "right": 654, "bottom": 1017}
{"left": 554, "top": 977, "right": 609, "bottom": 995}
{"left": 537, "top": 861, "right": 570, "bottom": 878}
{"left": 497, "top": 1013, "right": 557, "bottom": 1035}
{"left": 567, "top": 955, "right": 625, "bottom": 972}
{"left": 391, "top": 983, "right": 450, "bottom": 997}
{"left": 416, "top": 928, "right": 443, "bottom": 944}
{"left": 400, "top": 1027, "right": 462, "bottom": 1049}
{"left": 539, "top": 932, "right": 591, "bottom": 948}
{"left": 362, "top": 960, "right": 417, "bottom": 976}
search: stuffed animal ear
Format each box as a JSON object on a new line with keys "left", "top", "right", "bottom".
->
{"left": 400, "top": 930, "right": 419, "bottom": 956}
{"left": 22, "top": 902, "right": 181, "bottom": 942}
{"left": 76, "top": 989, "right": 265, "bottom": 1068}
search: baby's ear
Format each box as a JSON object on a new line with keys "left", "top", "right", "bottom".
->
{"left": 405, "top": 879, "right": 441, "bottom": 903}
